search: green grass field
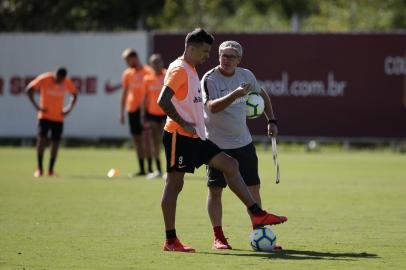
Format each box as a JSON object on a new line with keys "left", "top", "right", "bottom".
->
{"left": 1, "top": 146, "right": 405, "bottom": 270}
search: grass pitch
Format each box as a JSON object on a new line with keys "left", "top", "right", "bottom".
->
{"left": 0, "top": 146, "right": 405, "bottom": 269}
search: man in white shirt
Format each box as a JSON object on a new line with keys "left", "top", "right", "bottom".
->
{"left": 202, "top": 40, "right": 281, "bottom": 250}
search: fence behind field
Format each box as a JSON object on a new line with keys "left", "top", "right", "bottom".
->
{"left": 153, "top": 33, "right": 406, "bottom": 142}
{"left": 1, "top": 32, "right": 405, "bottom": 142}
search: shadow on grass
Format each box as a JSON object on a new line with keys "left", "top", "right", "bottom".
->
{"left": 200, "top": 249, "right": 379, "bottom": 261}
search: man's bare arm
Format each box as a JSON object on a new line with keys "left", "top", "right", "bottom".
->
{"left": 62, "top": 93, "right": 78, "bottom": 115}
{"left": 206, "top": 83, "right": 250, "bottom": 113}
{"left": 25, "top": 87, "right": 45, "bottom": 112}
{"left": 259, "top": 88, "right": 278, "bottom": 137}
{"left": 260, "top": 88, "right": 276, "bottom": 120}
{"left": 119, "top": 87, "right": 128, "bottom": 125}
{"left": 157, "top": 86, "right": 196, "bottom": 134}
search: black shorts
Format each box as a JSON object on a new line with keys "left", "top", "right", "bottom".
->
{"left": 128, "top": 110, "right": 142, "bottom": 135}
{"left": 207, "top": 142, "right": 260, "bottom": 188}
{"left": 38, "top": 119, "right": 63, "bottom": 141}
{"left": 145, "top": 112, "right": 166, "bottom": 124}
{"left": 163, "top": 131, "right": 222, "bottom": 173}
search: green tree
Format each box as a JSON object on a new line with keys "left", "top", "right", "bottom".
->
{"left": 0, "top": 0, "right": 405, "bottom": 32}
{"left": 0, "top": 0, "right": 164, "bottom": 31}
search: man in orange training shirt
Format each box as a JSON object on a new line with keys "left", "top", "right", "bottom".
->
{"left": 143, "top": 54, "right": 167, "bottom": 178}
{"left": 157, "top": 28, "right": 287, "bottom": 252}
{"left": 26, "top": 67, "right": 78, "bottom": 177}
{"left": 120, "top": 48, "right": 153, "bottom": 176}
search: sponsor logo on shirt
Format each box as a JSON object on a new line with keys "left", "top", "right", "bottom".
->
{"left": 193, "top": 96, "right": 203, "bottom": 103}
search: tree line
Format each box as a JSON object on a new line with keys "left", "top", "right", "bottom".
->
{"left": 1, "top": 0, "right": 405, "bottom": 32}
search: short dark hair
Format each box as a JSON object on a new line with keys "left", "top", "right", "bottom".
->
{"left": 56, "top": 67, "right": 67, "bottom": 78}
{"left": 122, "top": 48, "right": 138, "bottom": 59}
{"left": 185, "top": 28, "right": 214, "bottom": 46}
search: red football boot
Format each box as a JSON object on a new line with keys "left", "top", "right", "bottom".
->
{"left": 213, "top": 237, "right": 232, "bottom": 250}
{"left": 163, "top": 238, "right": 196, "bottom": 253}
{"left": 252, "top": 211, "right": 287, "bottom": 227}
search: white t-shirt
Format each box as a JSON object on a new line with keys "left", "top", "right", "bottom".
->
{"left": 202, "top": 66, "right": 261, "bottom": 149}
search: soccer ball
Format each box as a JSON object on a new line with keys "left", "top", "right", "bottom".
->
{"left": 246, "top": 92, "right": 264, "bottom": 119}
{"left": 249, "top": 227, "right": 276, "bottom": 252}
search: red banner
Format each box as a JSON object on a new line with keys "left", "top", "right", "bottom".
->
{"left": 153, "top": 33, "right": 406, "bottom": 139}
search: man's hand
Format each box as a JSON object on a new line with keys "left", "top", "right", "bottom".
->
{"left": 26, "top": 88, "right": 47, "bottom": 113}
{"left": 158, "top": 86, "right": 196, "bottom": 134}
{"left": 234, "top": 82, "right": 251, "bottom": 98}
{"left": 62, "top": 94, "right": 78, "bottom": 116}
{"left": 206, "top": 82, "right": 252, "bottom": 114}
{"left": 268, "top": 123, "right": 278, "bottom": 137}
{"left": 182, "top": 121, "right": 196, "bottom": 135}
{"left": 62, "top": 107, "right": 72, "bottom": 115}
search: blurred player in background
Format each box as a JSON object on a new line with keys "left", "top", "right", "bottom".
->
{"left": 26, "top": 67, "right": 78, "bottom": 177}
{"left": 202, "top": 41, "right": 280, "bottom": 250}
{"left": 157, "top": 28, "right": 287, "bottom": 253}
{"left": 143, "top": 54, "right": 167, "bottom": 179}
{"left": 120, "top": 48, "right": 153, "bottom": 176}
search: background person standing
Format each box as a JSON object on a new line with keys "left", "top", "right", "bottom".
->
{"left": 143, "top": 54, "right": 167, "bottom": 179}
{"left": 26, "top": 67, "right": 78, "bottom": 177}
{"left": 120, "top": 48, "right": 153, "bottom": 176}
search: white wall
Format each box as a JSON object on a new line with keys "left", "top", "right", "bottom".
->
{"left": 0, "top": 32, "right": 149, "bottom": 138}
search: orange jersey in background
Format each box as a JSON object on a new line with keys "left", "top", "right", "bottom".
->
{"left": 122, "top": 66, "right": 152, "bottom": 112}
{"left": 144, "top": 69, "right": 166, "bottom": 116}
{"left": 27, "top": 72, "right": 77, "bottom": 122}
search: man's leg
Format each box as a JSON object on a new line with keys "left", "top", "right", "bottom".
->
{"left": 209, "top": 152, "right": 287, "bottom": 227}
{"left": 246, "top": 185, "right": 261, "bottom": 221}
{"left": 208, "top": 153, "right": 256, "bottom": 207}
{"left": 35, "top": 120, "right": 49, "bottom": 177}
{"left": 143, "top": 126, "right": 153, "bottom": 173}
{"left": 151, "top": 121, "right": 164, "bottom": 174}
{"left": 161, "top": 171, "right": 195, "bottom": 252}
{"left": 146, "top": 121, "right": 162, "bottom": 178}
{"left": 207, "top": 186, "right": 232, "bottom": 249}
{"left": 132, "top": 135, "right": 145, "bottom": 175}
{"left": 207, "top": 186, "right": 223, "bottom": 227}
{"left": 207, "top": 153, "right": 258, "bottom": 249}
{"left": 47, "top": 121, "right": 63, "bottom": 176}
{"left": 129, "top": 111, "right": 146, "bottom": 176}
{"left": 247, "top": 184, "right": 282, "bottom": 250}
{"left": 161, "top": 171, "right": 184, "bottom": 231}
{"left": 48, "top": 139, "right": 60, "bottom": 175}
{"left": 35, "top": 135, "right": 47, "bottom": 177}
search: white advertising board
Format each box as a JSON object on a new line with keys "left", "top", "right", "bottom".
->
{"left": 0, "top": 32, "right": 149, "bottom": 138}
